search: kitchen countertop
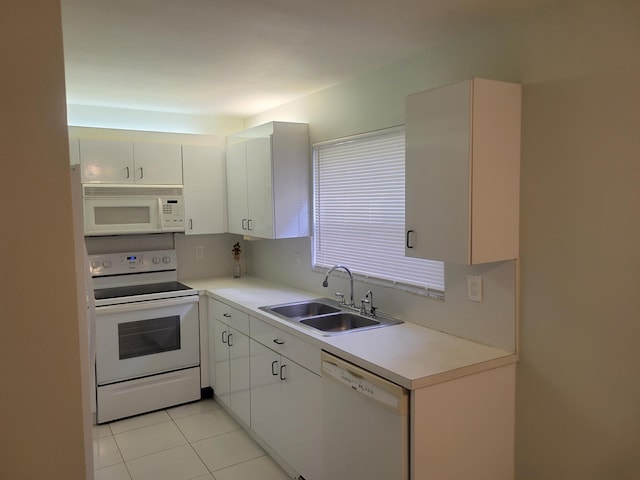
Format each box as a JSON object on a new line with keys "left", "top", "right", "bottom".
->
{"left": 185, "top": 276, "right": 517, "bottom": 390}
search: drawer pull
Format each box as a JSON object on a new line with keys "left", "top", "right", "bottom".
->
{"left": 223, "top": 313, "right": 231, "bottom": 318}
{"left": 273, "top": 339, "right": 285, "bottom": 345}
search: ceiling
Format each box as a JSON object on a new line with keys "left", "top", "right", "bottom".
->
{"left": 61, "top": 0, "right": 554, "bottom": 119}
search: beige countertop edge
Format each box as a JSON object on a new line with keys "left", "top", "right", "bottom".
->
{"left": 407, "top": 354, "right": 519, "bottom": 389}
{"left": 185, "top": 276, "right": 517, "bottom": 391}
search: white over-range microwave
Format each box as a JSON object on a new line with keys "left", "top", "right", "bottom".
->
{"left": 83, "top": 184, "right": 185, "bottom": 235}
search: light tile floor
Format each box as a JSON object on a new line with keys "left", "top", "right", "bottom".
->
{"left": 93, "top": 398, "right": 291, "bottom": 480}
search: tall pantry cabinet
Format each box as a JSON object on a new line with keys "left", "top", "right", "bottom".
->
{"left": 405, "top": 78, "right": 521, "bottom": 265}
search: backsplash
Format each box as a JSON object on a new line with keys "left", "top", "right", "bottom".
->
{"left": 245, "top": 236, "right": 517, "bottom": 352}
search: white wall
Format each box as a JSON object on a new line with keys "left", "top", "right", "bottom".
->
{"left": 246, "top": 0, "right": 640, "bottom": 478}
{"left": 241, "top": 26, "right": 525, "bottom": 354}
{"left": 68, "top": 105, "right": 242, "bottom": 136}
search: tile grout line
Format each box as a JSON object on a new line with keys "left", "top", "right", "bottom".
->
{"left": 95, "top": 400, "right": 271, "bottom": 479}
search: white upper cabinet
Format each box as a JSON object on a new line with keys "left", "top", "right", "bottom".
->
{"left": 405, "top": 78, "right": 521, "bottom": 265}
{"left": 80, "top": 139, "right": 134, "bottom": 183}
{"left": 225, "top": 140, "right": 253, "bottom": 235}
{"left": 182, "top": 144, "right": 227, "bottom": 235}
{"left": 133, "top": 143, "right": 183, "bottom": 185}
{"left": 79, "top": 139, "right": 183, "bottom": 185}
{"left": 226, "top": 122, "right": 310, "bottom": 239}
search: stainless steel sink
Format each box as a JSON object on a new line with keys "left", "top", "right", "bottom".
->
{"left": 259, "top": 298, "right": 402, "bottom": 336}
{"left": 268, "top": 301, "right": 340, "bottom": 320}
{"left": 300, "top": 312, "right": 379, "bottom": 333}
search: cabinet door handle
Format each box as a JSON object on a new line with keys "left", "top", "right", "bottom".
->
{"left": 139, "top": 167, "right": 144, "bottom": 179}
{"left": 227, "top": 333, "right": 234, "bottom": 347}
{"left": 221, "top": 330, "right": 228, "bottom": 344}
{"left": 271, "top": 360, "right": 279, "bottom": 376}
{"left": 189, "top": 219, "right": 193, "bottom": 230}
{"left": 273, "top": 338, "right": 285, "bottom": 345}
{"left": 406, "top": 230, "right": 415, "bottom": 249}
{"left": 247, "top": 219, "right": 253, "bottom": 231}
{"left": 279, "top": 364, "right": 287, "bottom": 381}
{"left": 125, "top": 166, "right": 130, "bottom": 179}
{"left": 242, "top": 218, "right": 248, "bottom": 230}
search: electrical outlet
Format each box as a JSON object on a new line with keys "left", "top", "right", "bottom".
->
{"left": 467, "top": 275, "right": 483, "bottom": 302}
{"left": 195, "top": 245, "right": 204, "bottom": 260}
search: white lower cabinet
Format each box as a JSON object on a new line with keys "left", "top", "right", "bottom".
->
{"left": 208, "top": 301, "right": 251, "bottom": 427}
{"left": 207, "top": 296, "right": 515, "bottom": 480}
{"left": 249, "top": 320, "right": 322, "bottom": 480}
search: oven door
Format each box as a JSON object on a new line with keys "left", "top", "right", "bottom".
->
{"left": 95, "top": 295, "right": 199, "bottom": 385}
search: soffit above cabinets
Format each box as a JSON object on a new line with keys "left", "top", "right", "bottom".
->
{"left": 60, "top": 0, "right": 556, "bottom": 118}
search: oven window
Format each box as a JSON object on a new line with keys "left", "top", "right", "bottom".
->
{"left": 118, "top": 316, "right": 181, "bottom": 360}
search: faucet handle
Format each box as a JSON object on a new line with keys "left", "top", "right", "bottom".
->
{"left": 364, "top": 290, "right": 376, "bottom": 318}
{"left": 359, "top": 297, "right": 370, "bottom": 315}
{"left": 334, "top": 292, "right": 345, "bottom": 305}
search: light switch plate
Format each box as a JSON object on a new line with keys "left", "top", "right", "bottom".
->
{"left": 467, "top": 275, "right": 483, "bottom": 302}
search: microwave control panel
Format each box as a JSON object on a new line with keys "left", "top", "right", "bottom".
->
{"left": 159, "top": 198, "right": 184, "bottom": 231}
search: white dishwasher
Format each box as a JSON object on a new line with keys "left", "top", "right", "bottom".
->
{"left": 321, "top": 351, "right": 409, "bottom": 480}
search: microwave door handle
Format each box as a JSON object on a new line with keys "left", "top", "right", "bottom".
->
{"left": 158, "top": 198, "right": 165, "bottom": 231}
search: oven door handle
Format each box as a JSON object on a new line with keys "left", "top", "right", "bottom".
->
{"left": 95, "top": 295, "right": 198, "bottom": 316}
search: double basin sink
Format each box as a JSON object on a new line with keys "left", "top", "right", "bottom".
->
{"left": 259, "top": 298, "right": 402, "bottom": 336}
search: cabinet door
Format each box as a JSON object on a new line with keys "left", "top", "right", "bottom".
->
{"left": 405, "top": 79, "right": 471, "bottom": 264}
{"left": 79, "top": 139, "right": 134, "bottom": 183}
{"left": 226, "top": 142, "right": 249, "bottom": 235}
{"left": 246, "top": 137, "right": 274, "bottom": 238}
{"left": 249, "top": 339, "right": 283, "bottom": 446}
{"left": 405, "top": 79, "right": 520, "bottom": 264}
{"left": 182, "top": 145, "right": 227, "bottom": 235}
{"left": 228, "top": 328, "right": 251, "bottom": 426}
{"left": 249, "top": 338, "right": 322, "bottom": 479}
{"left": 211, "top": 318, "right": 230, "bottom": 407}
{"left": 133, "top": 143, "right": 183, "bottom": 185}
{"left": 279, "top": 360, "right": 323, "bottom": 480}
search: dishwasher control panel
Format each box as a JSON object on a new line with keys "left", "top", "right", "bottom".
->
{"left": 321, "top": 352, "right": 408, "bottom": 414}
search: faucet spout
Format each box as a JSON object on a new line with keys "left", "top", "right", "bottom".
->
{"left": 322, "top": 264, "right": 355, "bottom": 307}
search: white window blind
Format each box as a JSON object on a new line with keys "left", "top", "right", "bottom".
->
{"left": 313, "top": 128, "right": 445, "bottom": 294}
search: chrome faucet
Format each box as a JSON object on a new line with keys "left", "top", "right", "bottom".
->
{"left": 322, "top": 264, "right": 355, "bottom": 307}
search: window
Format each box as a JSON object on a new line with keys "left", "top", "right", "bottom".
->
{"left": 312, "top": 127, "right": 445, "bottom": 296}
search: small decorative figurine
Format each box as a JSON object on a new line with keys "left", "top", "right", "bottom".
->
{"left": 232, "top": 242, "right": 242, "bottom": 278}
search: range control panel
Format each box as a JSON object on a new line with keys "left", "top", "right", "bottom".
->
{"left": 89, "top": 249, "right": 177, "bottom": 277}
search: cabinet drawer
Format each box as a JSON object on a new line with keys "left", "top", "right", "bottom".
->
{"left": 209, "top": 299, "right": 249, "bottom": 335}
{"left": 250, "top": 317, "right": 321, "bottom": 375}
